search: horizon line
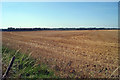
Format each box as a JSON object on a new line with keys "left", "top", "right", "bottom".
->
{"left": 1, "top": 27, "right": 119, "bottom": 29}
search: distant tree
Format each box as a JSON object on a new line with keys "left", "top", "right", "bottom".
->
{"left": 8, "top": 27, "right": 15, "bottom": 30}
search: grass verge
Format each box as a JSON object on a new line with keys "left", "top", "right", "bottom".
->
{"left": 2, "top": 46, "right": 57, "bottom": 79}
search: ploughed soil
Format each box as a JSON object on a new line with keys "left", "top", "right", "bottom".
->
{"left": 2, "top": 30, "right": 119, "bottom": 78}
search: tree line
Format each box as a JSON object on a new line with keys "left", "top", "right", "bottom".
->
{"left": 1, "top": 27, "right": 119, "bottom": 31}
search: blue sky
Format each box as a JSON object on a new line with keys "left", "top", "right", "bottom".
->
{"left": 1, "top": 2, "right": 118, "bottom": 28}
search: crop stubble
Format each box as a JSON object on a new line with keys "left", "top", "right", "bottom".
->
{"left": 2, "top": 30, "right": 119, "bottom": 78}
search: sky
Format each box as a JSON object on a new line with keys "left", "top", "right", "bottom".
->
{"left": 1, "top": 0, "right": 120, "bottom": 2}
{"left": 1, "top": 2, "right": 118, "bottom": 29}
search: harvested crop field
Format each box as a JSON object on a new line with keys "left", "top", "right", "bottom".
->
{"left": 2, "top": 30, "right": 119, "bottom": 78}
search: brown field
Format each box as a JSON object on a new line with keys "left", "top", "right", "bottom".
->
{"left": 2, "top": 30, "right": 119, "bottom": 78}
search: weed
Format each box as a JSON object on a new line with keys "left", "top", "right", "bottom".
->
{"left": 2, "top": 46, "right": 57, "bottom": 79}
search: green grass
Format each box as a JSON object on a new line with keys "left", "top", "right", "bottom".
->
{"left": 2, "top": 46, "right": 57, "bottom": 79}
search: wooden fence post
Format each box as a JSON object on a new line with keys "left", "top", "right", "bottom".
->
{"left": 2, "top": 56, "right": 15, "bottom": 80}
